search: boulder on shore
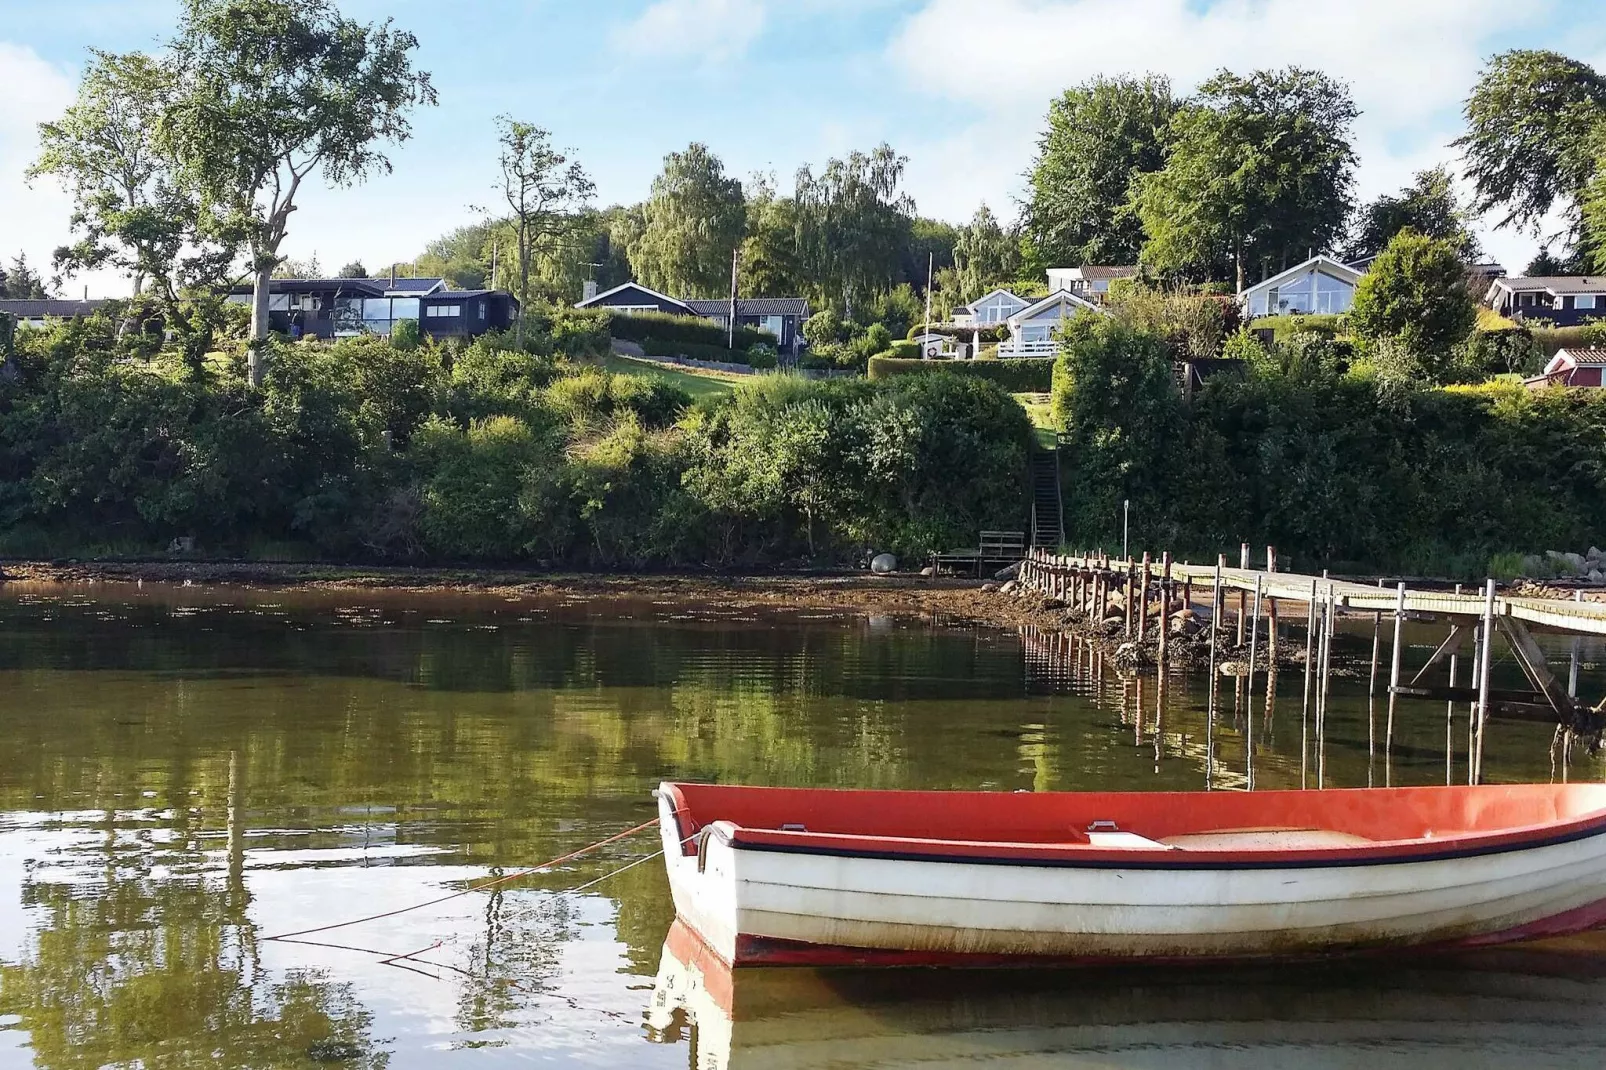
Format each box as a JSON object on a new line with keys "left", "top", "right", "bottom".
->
{"left": 870, "top": 553, "right": 897, "bottom": 574}
{"left": 993, "top": 561, "right": 1022, "bottom": 581}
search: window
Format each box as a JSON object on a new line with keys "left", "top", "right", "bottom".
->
{"left": 1267, "top": 287, "right": 1280, "bottom": 312}
{"left": 1579, "top": 295, "right": 1598, "bottom": 310}
{"left": 268, "top": 294, "right": 290, "bottom": 312}
{"left": 477, "top": 301, "right": 485, "bottom": 320}
{"left": 1519, "top": 292, "right": 1537, "bottom": 307}
{"left": 391, "top": 297, "right": 420, "bottom": 321}
{"left": 603, "top": 304, "right": 658, "bottom": 315}
{"left": 759, "top": 315, "right": 784, "bottom": 340}
{"left": 426, "top": 304, "right": 462, "bottom": 318}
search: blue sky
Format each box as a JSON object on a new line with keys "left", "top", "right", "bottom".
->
{"left": 3, "top": 0, "right": 1604, "bottom": 297}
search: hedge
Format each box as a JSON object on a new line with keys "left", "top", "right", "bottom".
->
{"left": 1530, "top": 324, "right": 1606, "bottom": 356}
{"left": 867, "top": 355, "right": 1054, "bottom": 392}
{"left": 607, "top": 310, "right": 769, "bottom": 350}
{"left": 887, "top": 339, "right": 919, "bottom": 359}
{"left": 639, "top": 335, "right": 754, "bottom": 365}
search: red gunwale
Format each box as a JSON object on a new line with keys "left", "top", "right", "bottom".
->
{"left": 660, "top": 782, "right": 1606, "bottom": 869}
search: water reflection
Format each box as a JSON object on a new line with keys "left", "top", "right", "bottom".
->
{"left": 650, "top": 921, "right": 1606, "bottom": 1069}
{"left": 0, "top": 583, "right": 1602, "bottom": 1067}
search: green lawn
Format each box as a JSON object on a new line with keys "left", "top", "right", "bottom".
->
{"left": 1015, "top": 392, "right": 1059, "bottom": 448}
{"left": 602, "top": 353, "right": 743, "bottom": 401}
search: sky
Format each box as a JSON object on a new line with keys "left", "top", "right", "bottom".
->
{"left": 2, "top": 0, "right": 1603, "bottom": 299}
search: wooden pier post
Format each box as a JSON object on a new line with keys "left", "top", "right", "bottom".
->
{"left": 1318, "top": 586, "right": 1337, "bottom": 788}
{"left": 1237, "top": 543, "right": 1249, "bottom": 648}
{"left": 1367, "top": 579, "right": 1384, "bottom": 769}
{"left": 1447, "top": 583, "right": 1461, "bottom": 785}
{"left": 1473, "top": 578, "right": 1497, "bottom": 784}
{"left": 1158, "top": 552, "right": 1172, "bottom": 666}
{"left": 1384, "top": 582, "right": 1407, "bottom": 786}
{"left": 1570, "top": 589, "right": 1583, "bottom": 699}
{"left": 1247, "top": 574, "right": 1263, "bottom": 704}
{"left": 1206, "top": 556, "right": 1223, "bottom": 789}
{"left": 1266, "top": 545, "right": 1279, "bottom": 663}
{"left": 1301, "top": 579, "right": 1317, "bottom": 788}
{"left": 1137, "top": 552, "right": 1151, "bottom": 643}
{"left": 1124, "top": 558, "right": 1136, "bottom": 638}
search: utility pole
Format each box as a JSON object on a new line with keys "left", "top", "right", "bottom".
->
{"left": 728, "top": 247, "right": 739, "bottom": 351}
{"left": 924, "top": 251, "right": 933, "bottom": 336}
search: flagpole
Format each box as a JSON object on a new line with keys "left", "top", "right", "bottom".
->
{"left": 728, "top": 247, "right": 739, "bottom": 351}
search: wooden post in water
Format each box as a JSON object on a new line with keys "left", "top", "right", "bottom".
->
{"left": 1301, "top": 579, "right": 1317, "bottom": 788}
{"left": 1246, "top": 575, "right": 1263, "bottom": 790}
{"left": 1206, "top": 557, "right": 1223, "bottom": 789}
{"left": 1367, "top": 579, "right": 1384, "bottom": 772}
{"left": 1473, "top": 578, "right": 1497, "bottom": 785}
{"left": 1137, "top": 552, "right": 1151, "bottom": 643}
{"left": 1570, "top": 589, "right": 1583, "bottom": 699}
{"left": 1318, "top": 586, "right": 1337, "bottom": 788}
{"left": 1124, "top": 558, "right": 1136, "bottom": 638}
{"left": 1158, "top": 552, "right": 1172, "bottom": 665}
{"left": 1384, "top": 582, "right": 1407, "bottom": 786}
{"left": 1237, "top": 543, "right": 1249, "bottom": 648}
{"left": 1266, "top": 545, "right": 1279, "bottom": 664}
{"left": 1447, "top": 583, "right": 1462, "bottom": 785}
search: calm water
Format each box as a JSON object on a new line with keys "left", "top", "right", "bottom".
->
{"left": 0, "top": 582, "right": 1604, "bottom": 1069}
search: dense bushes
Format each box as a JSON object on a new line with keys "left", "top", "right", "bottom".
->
{"left": 867, "top": 355, "right": 1055, "bottom": 392}
{"left": 1050, "top": 316, "right": 1606, "bottom": 572}
{"left": 0, "top": 311, "right": 1033, "bottom": 565}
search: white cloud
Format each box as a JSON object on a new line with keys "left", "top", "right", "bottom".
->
{"left": 0, "top": 43, "right": 119, "bottom": 295}
{"left": 887, "top": 0, "right": 1551, "bottom": 267}
{"left": 612, "top": 0, "right": 768, "bottom": 63}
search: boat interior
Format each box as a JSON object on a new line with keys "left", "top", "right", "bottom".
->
{"left": 660, "top": 782, "right": 1606, "bottom": 855}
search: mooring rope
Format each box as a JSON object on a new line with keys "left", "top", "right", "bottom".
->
{"left": 264, "top": 816, "right": 661, "bottom": 942}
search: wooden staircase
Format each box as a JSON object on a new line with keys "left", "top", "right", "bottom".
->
{"left": 1029, "top": 448, "right": 1063, "bottom": 549}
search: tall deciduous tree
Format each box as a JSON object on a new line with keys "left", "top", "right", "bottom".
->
{"left": 794, "top": 144, "right": 914, "bottom": 318}
{"left": 1133, "top": 67, "right": 1358, "bottom": 289}
{"left": 632, "top": 143, "right": 746, "bottom": 298}
{"left": 487, "top": 116, "right": 595, "bottom": 349}
{"left": 1457, "top": 50, "right": 1606, "bottom": 235}
{"left": 161, "top": 0, "right": 435, "bottom": 382}
{"left": 1344, "top": 165, "right": 1481, "bottom": 262}
{"left": 0, "top": 255, "right": 53, "bottom": 299}
{"left": 1024, "top": 75, "right": 1176, "bottom": 268}
{"left": 739, "top": 174, "right": 803, "bottom": 297}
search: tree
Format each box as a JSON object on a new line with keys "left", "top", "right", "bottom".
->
{"left": 739, "top": 176, "right": 803, "bottom": 297}
{"left": 1133, "top": 67, "right": 1358, "bottom": 289}
{"left": 0, "top": 255, "right": 52, "bottom": 299}
{"left": 794, "top": 144, "right": 914, "bottom": 318}
{"left": 338, "top": 261, "right": 368, "bottom": 278}
{"left": 161, "top": 0, "right": 436, "bottom": 382}
{"left": 1526, "top": 246, "right": 1569, "bottom": 275}
{"left": 952, "top": 205, "right": 1021, "bottom": 300}
{"left": 631, "top": 143, "right": 746, "bottom": 298}
{"left": 1457, "top": 50, "right": 1606, "bottom": 234}
{"left": 1344, "top": 165, "right": 1481, "bottom": 262}
{"left": 486, "top": 116, "right": 595, "bottom": 349}
{"left": 1350, "top": 229, "right": 1477, "bottom": 378}
{"left": 1024, "top": 75, "right": 1177, "bottom": 267}
{"left": 273, "top": 255, "right": 322, "bottom": 279}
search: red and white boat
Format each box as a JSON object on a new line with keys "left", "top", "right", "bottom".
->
{"left": 655, "top": 781, "right": 1606, "bottom": 967}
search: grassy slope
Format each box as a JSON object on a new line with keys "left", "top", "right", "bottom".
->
{"left": 602, "top": 353, "right": 742, "bottom": 401}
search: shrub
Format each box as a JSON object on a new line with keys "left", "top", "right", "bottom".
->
{"left": 802, "top": 310, "right": 844, "bottom": 348}
{"left": 390, "top": 318, "right": 422, "bottom": 352}
{"left": 1107, "top": 286, "right": 1234, "bottom": 360}
{"left": 887, "top": 339, "right": 920, "bottom": 359}
{"left": 1250, "top": 313, "right": 1344, "bottom": 341}
{"left": 1349, "top": 230, "right": 1478, "bottom": 374}
{"left": 1530, "top": 322, "right": 1606, "bottom": 356}
{"left": 1456, "top": 327, "right": 1543, "bottom": 379}
{"left": 747, "top": 343, "right": 778, "bottom": 370}
{"left": 867, "top": 355, "right": 1054, "bottom": 392}
{"left": 606, "top": 310, "right": 767, "bottom": 350}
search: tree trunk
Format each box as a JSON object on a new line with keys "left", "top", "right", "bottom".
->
{"left": 248, "top": 263, "right": 272, "bottom": 386}
{"left": 1235, "top": 239, "right": 1245, "bottom": 295}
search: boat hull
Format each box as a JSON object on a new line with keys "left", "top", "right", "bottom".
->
{"left": 656, "top": 786, "right": 1606, "bottom": 968}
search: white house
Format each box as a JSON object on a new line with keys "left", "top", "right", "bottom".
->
{"left": 999, "top": 290, "right": 1103, "bottom": 356}
{"left": 1045, "top": 265, "right": 1138, "bottom": 300}
{"left": 952, "top": 289, "right": 1029, "bottom": 327}
{"left": 911, "top": 332, "right": 969, "bottom": 359}
{"left": 1239, "top": 255, "right": 1364, "bottom": 317}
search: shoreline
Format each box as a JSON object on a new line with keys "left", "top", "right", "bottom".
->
{"left": 0, "top": 559, "right": 1071, "bottom": 632}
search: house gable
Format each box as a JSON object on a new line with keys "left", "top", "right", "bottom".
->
{"left": 1240, "top": 255, "right": 1362, "bottom": 317}
{"left": 574, "top": 282, "right": 693, "bottom": 316}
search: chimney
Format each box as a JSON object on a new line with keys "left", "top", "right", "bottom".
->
{"left": 389, "top": 263, "right": 396, "bottom": 287}
{"left": 582, "top": 279, "right": 598, "bottom": 302}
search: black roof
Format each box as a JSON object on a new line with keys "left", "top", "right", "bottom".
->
{"left": 0, "top": 298, "right": 110, "bottom": 318}
{"left": 683, "top": 297, "right": 809, "bottom": 317}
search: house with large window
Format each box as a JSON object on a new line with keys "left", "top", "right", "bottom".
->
{"left": 1486, "top": 276, "right": 1606, "bottom": 326}
{"left": 226, "top": 276, "right": 518, "bottom": 340}
{"left": 1238, "top": 255, "right": 1365, "bottom": 318}
{"left": 951, "top": 289, "right": 1029, "bottom": 327}
{"left": 999, "top": 290, "right": 1103, "bottom": 356}
{"left": 574, "top": 282, "right": 809, "bottom": 352}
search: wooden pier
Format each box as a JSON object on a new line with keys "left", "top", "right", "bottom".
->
{"left": 1019, "top": 547, "right": 1606, "bottom": 784}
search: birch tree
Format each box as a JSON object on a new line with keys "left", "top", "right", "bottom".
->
{"left": 488, "top": 116, "right": 594, "bottom": 350}
{"left": 161, "top": 0, "right": 435, "bottom": 383}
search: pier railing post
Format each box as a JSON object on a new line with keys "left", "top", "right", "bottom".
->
{"left": 1138, "top": 552, "right": 1151, "bottom": 644}
{"left": 1473, "top": 578, "right": 1497, "bottom": 784}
